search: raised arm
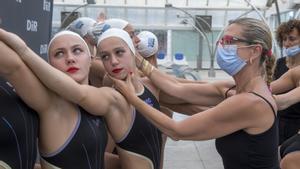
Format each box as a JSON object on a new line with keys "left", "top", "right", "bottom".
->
{"left": 136, "top": 55, "right": 234, "bottom": 106}
{"left": 0, "top": 41, "right": 53, "bottom": 114}
{"left": 0, "top": 29, "right": 114, "bottom": 116}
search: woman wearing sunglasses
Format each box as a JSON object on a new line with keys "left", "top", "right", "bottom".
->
{"left": 112, "top": 17, "right": 279, "bottom": 169}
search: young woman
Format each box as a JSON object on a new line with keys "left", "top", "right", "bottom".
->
{"left": 111, "top": 18, "right": 279, "bottom": 169}
{"left": 0, "top": 28, "right": 165, "bottom": 169}
{"left": 273, "top": 62, "right": 300, "bottom": 169}
{"left": 0, "top": 30, "right": 108, "bottom": 169}
{"left": 272, "top": 19, "right": 300, "bottom": 145}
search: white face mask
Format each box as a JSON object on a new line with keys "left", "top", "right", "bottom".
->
{"left": 283, "top": 45, "right": 300, "bottom": 57}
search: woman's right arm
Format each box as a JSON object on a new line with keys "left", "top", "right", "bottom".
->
{"left": 136, "top": 55, "right": 234, "bottom": 106}
{"left": 0, "top": 41, "right": 53, "bottom": 114}
{"left": 112, "top": 74, "right": 260, "bottom": 141}
{"left": 0, "top": 29, "right": 114, "bottom": 116}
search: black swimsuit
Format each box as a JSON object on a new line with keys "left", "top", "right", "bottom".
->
{"left": 41, "top": 107, "right": 107, "bottom": 169}
{"left": 280, "top": 133, "right": 300, "bottom": 158}
{"left": 216, "top": 92, "right": 279, "bottom": 169}
{"left": 116, "top": 86, "right": 162, "bottom": 169}
{"left": 0, "top": 77, "right": 39, "bottom": 169}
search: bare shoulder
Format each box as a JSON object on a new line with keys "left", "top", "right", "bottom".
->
{"left": 221, "top": 93, "right": 252, "bottom": 108}
{"left": 222, "top": 92, "right": 270, "bottom": 115}
{"left": 211, "top": 79, "right": 235, "bottom": 96}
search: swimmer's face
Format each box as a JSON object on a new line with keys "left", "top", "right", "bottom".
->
{"left": 48, "top": 34, "right": 91, "bottom": 84}
{"left": 97, "top": 37, "right": 135, "bottom": 80}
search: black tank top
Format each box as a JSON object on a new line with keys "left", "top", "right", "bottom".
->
{"left": 273, "top": 57, "right": 300, "bottom": 119}
{"left": 41, "top": 107, "right": 107, "bottom": 169}
{"left": 0, "top": 77, "right": 39, "bottom": 169}
{"left": 215, "top": 92, "right": 279, "bottom": 169}
{"left": 116, "top": 86, "right": 162, "bottom": 169}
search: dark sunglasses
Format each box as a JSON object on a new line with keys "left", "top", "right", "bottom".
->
{"left": 217, "top": 35, "right": 254, "bottom": 46}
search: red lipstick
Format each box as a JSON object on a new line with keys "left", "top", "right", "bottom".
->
{"left": 67, "top": 67, "right": 79, "bottom": 73}
{"left": 112, "top": 68, "right": 123, "bottom": 73}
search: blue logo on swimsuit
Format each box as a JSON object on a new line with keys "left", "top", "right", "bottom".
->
{"left": 144, "top": 98, "right": 154, "bottom": 107}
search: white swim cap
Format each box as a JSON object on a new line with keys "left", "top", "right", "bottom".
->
{"left": 89, "top": 18, "right": 130, "bottom": 46}
{"left": 97, "top": 28, "right": 135, "bottom": 55}
{"left": 104, "top": 18, "right": 129, "bottom": 29}
{"left": 48, "top": 30, "right": 90, "bottom": 56}
{"left": 136, "top": 31, "right": 158, "bottom": 58}
{"left": 66, "top": 17, "right": 97, "bottom": 37}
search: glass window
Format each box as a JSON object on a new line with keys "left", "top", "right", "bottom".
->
{"left": 146, "top": 0, "right": 165, "bottom": 7}
{"left": 126, "top": 0, "right": 145, "bottom": 6}
{"left": 166, "top": 8, "right": 182, "bottom": 26}
{"left": 85, "top": 7, "right": 106, "bottom": 19}
{"left": 105, "top": 0, "right": 124, "bottom": 5}
{"left": 106, "top": 7, "right": 125, "bottom": 19}
{"left": 207, "top": 10, "right": 225, "bottom": 28}
{"left": 189, "top": 0, "right": 208, "bottom": 7}
{"left": 147, "top": 9, "right": 165, "bottom": 26}
{"left": 226, "top": 10, "right": 244, "bottom": 24}
{"left": 127, "top": 8, "right": 146, "bottom": 25}
{"left": 168, "top": 0, "right": 187, "bottom": 7}
{"left": 172, "top": 30, "right": 200, "bottom": 68}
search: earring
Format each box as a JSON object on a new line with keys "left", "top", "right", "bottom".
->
{"left": 249, "top": 57, "right": 253, "bottom": 64}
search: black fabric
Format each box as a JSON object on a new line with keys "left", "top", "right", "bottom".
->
{"left": 117, "top": 86, "right": 162, "bottom": 169}
{"left": 0, "top": 77, "right": 39, "bottom": 169}
{"left": 215, "top": 92, "right": 279, "bottom": 169}
{"left": 278, "top": 118, "right": 300, "bottom": 145}
{"left": 273, "top": 57, "right": 300, "bottom": 144}
{"left": 280, "top": 133, "right": 300, "bottom": 158}
{"left": 42, "top": 107, "right": 107, "bottom": 169}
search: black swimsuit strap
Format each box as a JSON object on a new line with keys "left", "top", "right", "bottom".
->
{"left": 249, "top": 92, "right": 276, "bottom": 117}
{"left": 225, "top": 85, "right": 236, "bottom": 98}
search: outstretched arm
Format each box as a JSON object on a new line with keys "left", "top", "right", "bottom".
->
{"left": 275, "top": 86, "right": 300, "bottom": 110}
{"left": 0, "top": 29, "right": 114, "bottom": 116}
{"left": 0, "top": 41, "right": 52, "bottom": 114}
{"left": 112, "top": 73, "right": 253, "bottom": 141}
{"left": 136, "top": 55, "right": 233, "bottom": 106}
{"left": 271, "top": 68, "right": 297, "bottom": 94}
{"left": 161, "top": 102, "right": 210, "bottom": 116}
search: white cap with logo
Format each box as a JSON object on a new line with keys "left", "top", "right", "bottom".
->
{"left": 66, "top": 17, "right": 97, "bottom": 37}
{"left": 136, "top": 31, "right": 158, "bottom": 58}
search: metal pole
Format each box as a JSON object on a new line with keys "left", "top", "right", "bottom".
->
{"left": 165, "top": 3, "right": 215, "bottom": 76}
{"left": 274, "top": 0, "right": 281, "bottom": 25}
{"left": 212, "top": 9, "right": 254, "bottom": 59}
{"left": 244, "top": 0, "right": 279, "bottom": 57}
{"left": 294, "top": 8, "right": 300, "bottom": 19}
{"left": 60, "top": 3, "right": 89, "bottom": 30}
